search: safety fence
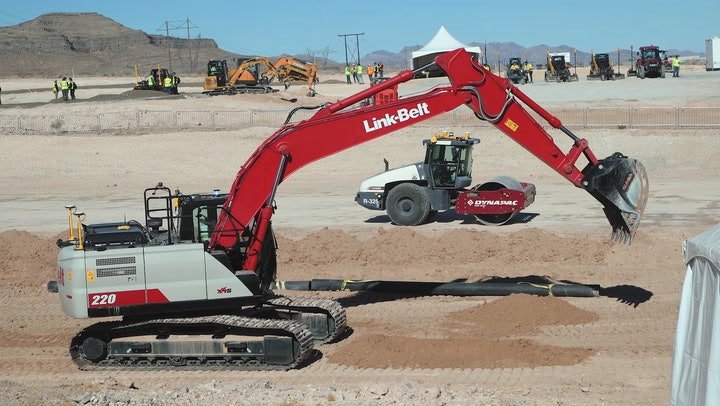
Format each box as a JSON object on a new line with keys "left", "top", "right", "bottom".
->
{"left": 1, "top": 106, "right": 720, "bottom": 135}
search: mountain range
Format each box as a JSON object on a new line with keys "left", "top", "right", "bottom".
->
{"left": 0, "top": 13, "right": 703, "bottom": 77}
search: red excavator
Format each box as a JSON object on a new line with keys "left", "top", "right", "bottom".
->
{"left": 56, "top": 48, "right": 649, "bottom": 370}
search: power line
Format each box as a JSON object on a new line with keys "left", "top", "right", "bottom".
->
{"left": 0, "top": 9, "right": 34, "bottom": 26}
{"left": 306, "top": 46, "right": 336, "bottom": 68}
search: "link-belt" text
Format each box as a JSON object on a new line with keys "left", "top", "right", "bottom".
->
{"left": 363, "top": 103, "right": 430, "bottom": 133}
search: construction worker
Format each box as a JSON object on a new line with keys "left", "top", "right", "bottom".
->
{"left": 60, "top": 77, "right": 69, "bottom": 101}
{"left": 68, "top": 77, "right": 76, "bottom": 100}
{"left": 356, "top": 64, "right": 364, "bottom": 84}
{"left": 163, "top": 75, "right": 173, "bottom": 94}
{"left": 344, "top": 65, "right": 352, "bottom": 84}
{"left": 52, "top": 80, "right": 59, "bottom": 100}
{"left": 351, "top": 63, "right": 358, "bottom": 83}
{"left": 378, "top": 61, "right": 384, "bottom": 78}
{"left": 524, "top": 61, "right": 534, "bottom": 83}
{"left": 172, "top": 72, "right": 180, "bottom": 94}
{"left": 374, "top": 62, "right": 379, "bottom": 78}
{"left": 367, "top": 64, "right": 374, "bottom": 83}
{"left": 672, "top": 55, "right": 681, "bottom": 77}
{"left": 147, "top": 74, "right": 155, "bottom": 89}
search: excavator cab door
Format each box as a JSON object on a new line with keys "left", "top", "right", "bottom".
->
{"left": 208, "top": 60, "right": 227, "bottom": 87}
{"left": 176, "top": 194, "right": 229, "bottom": 243}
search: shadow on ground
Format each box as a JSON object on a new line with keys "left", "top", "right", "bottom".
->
{"left": 363, "top": 211, "right": 539, "bottom": 226}
{"left": 333, "top": 275, "right": 653, "bottom": 309}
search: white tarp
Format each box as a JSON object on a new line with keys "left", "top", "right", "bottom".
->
{"left": 411, "top": 26, "right": 481, "bottom": 70}
{"left": 671, "top": 223, "right": 720, "bottom": 405}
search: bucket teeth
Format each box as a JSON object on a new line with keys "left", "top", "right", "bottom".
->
{"left": 612, "top": 228, "right": 634, "bottom": 244}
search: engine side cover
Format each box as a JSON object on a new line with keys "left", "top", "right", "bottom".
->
{"left": 358, "top": 163, "right": 427, "bottom": 193}
{"left": 57, "top": 243, "right": 254, "bottom": 319}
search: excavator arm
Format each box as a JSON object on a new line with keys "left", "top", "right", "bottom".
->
{"left": 227, "top": 57, "right": 279, "bottom": 87}
{"left": 210, "top": 48, "right": 648, "bottom": 273}
{"left": 274, "top": 56, "right": 318, "bottom": 94}
{"left": 547, "top": 54, "right": 557, "bottom": 76}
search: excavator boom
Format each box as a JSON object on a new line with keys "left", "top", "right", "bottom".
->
{"left": 210, "top": 48, "right": 648, "bottom": 271}
{"left": 227, "top": 57, "right": 278, "bottom": 86}
{"left": 274, "top": 56, "right": 318, "bottom": 95}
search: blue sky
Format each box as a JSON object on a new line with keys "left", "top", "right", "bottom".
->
{"left": 1, "top": 1, "right": 716, "bottom": 57}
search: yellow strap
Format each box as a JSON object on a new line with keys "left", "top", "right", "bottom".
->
{"left": 518, "top": 282, "right": 556, "bottom": 297}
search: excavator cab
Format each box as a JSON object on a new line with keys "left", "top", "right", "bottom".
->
{"left": 506, "top": 57, "right": 525, "bottom": 84}
{"left": 206, "top": 60, "right": 228, "bottom": 87}
{"left": 551, "top": 56, "right": 570, "bottom": 81}
{"left": 594, "top": 54, "right": 610, "bottom": 69}
{"left": 176, "top": 193, "right": 228, "bottom": 244}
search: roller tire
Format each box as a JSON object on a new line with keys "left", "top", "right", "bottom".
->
{"left": 474, "top": 212, "right": 514, "bottom": 226}
{"left": 471, "top": 178, "right": 521, "bottom": 226}
{"left": 386, "top": 183, "right": 431, "bottom": 226}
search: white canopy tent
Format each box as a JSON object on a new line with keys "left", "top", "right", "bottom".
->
{"left": 411, "top": 26, "right": 481, "bottom": 76}
{"left": 671, "top": 224, "right": 720, "bottom": 405}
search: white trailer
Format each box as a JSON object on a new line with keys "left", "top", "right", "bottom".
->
{"left": 707, "top": 37, "right": 720, "bottom": 71}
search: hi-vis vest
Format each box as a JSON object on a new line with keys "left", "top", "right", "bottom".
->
{"left": 163, "top": 77, "right": 172, "bottom": 87}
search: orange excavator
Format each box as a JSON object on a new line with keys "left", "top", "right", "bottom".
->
{"left": 203, "top": 57, "right": 282, "bottom": 95}
{"left": 204, "top": 56, "right": 319, "bottom": 96}
{"left": 273, "top": 56, "right": 319, "bottom": 96}
{"left": 56, "top": 48, "right": 648, "bottom": 370}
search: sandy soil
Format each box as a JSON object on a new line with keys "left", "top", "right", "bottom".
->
{"left": 0, "top": 70, "right": 719, "bottom": 405}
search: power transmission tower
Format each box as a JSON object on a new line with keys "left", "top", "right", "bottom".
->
{"left": 307, "top": 46, "right": 335, "bottom": 68}
{"left": 338, "top": 33, "right": 364, "bottom": 65}
{"left": 176, "top": 18, "right": 198, "bottom": 70}
{"left": 157, "top": 19, "right": 198, "bottom": 72}
{"left": 157, "top": 21, "right": 181, "bottom": 71}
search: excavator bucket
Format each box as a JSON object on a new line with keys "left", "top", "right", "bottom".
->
{"left": 582, "top": 153, "right": 649, "bottom": 244}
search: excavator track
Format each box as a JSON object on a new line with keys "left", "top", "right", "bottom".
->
{"left": 69, "top": 315, "right": 315, "bottom": 371}
{"left": 264, "top": 296, "right": 348, "bottom": 344}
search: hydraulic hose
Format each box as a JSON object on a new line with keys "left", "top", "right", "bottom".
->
{"left": 274, "top": 279, "right": 598, "bottom": 298}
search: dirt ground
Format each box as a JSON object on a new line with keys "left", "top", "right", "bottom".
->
{"left": 0, "top": 69, "right": 719, "bottom": 405}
